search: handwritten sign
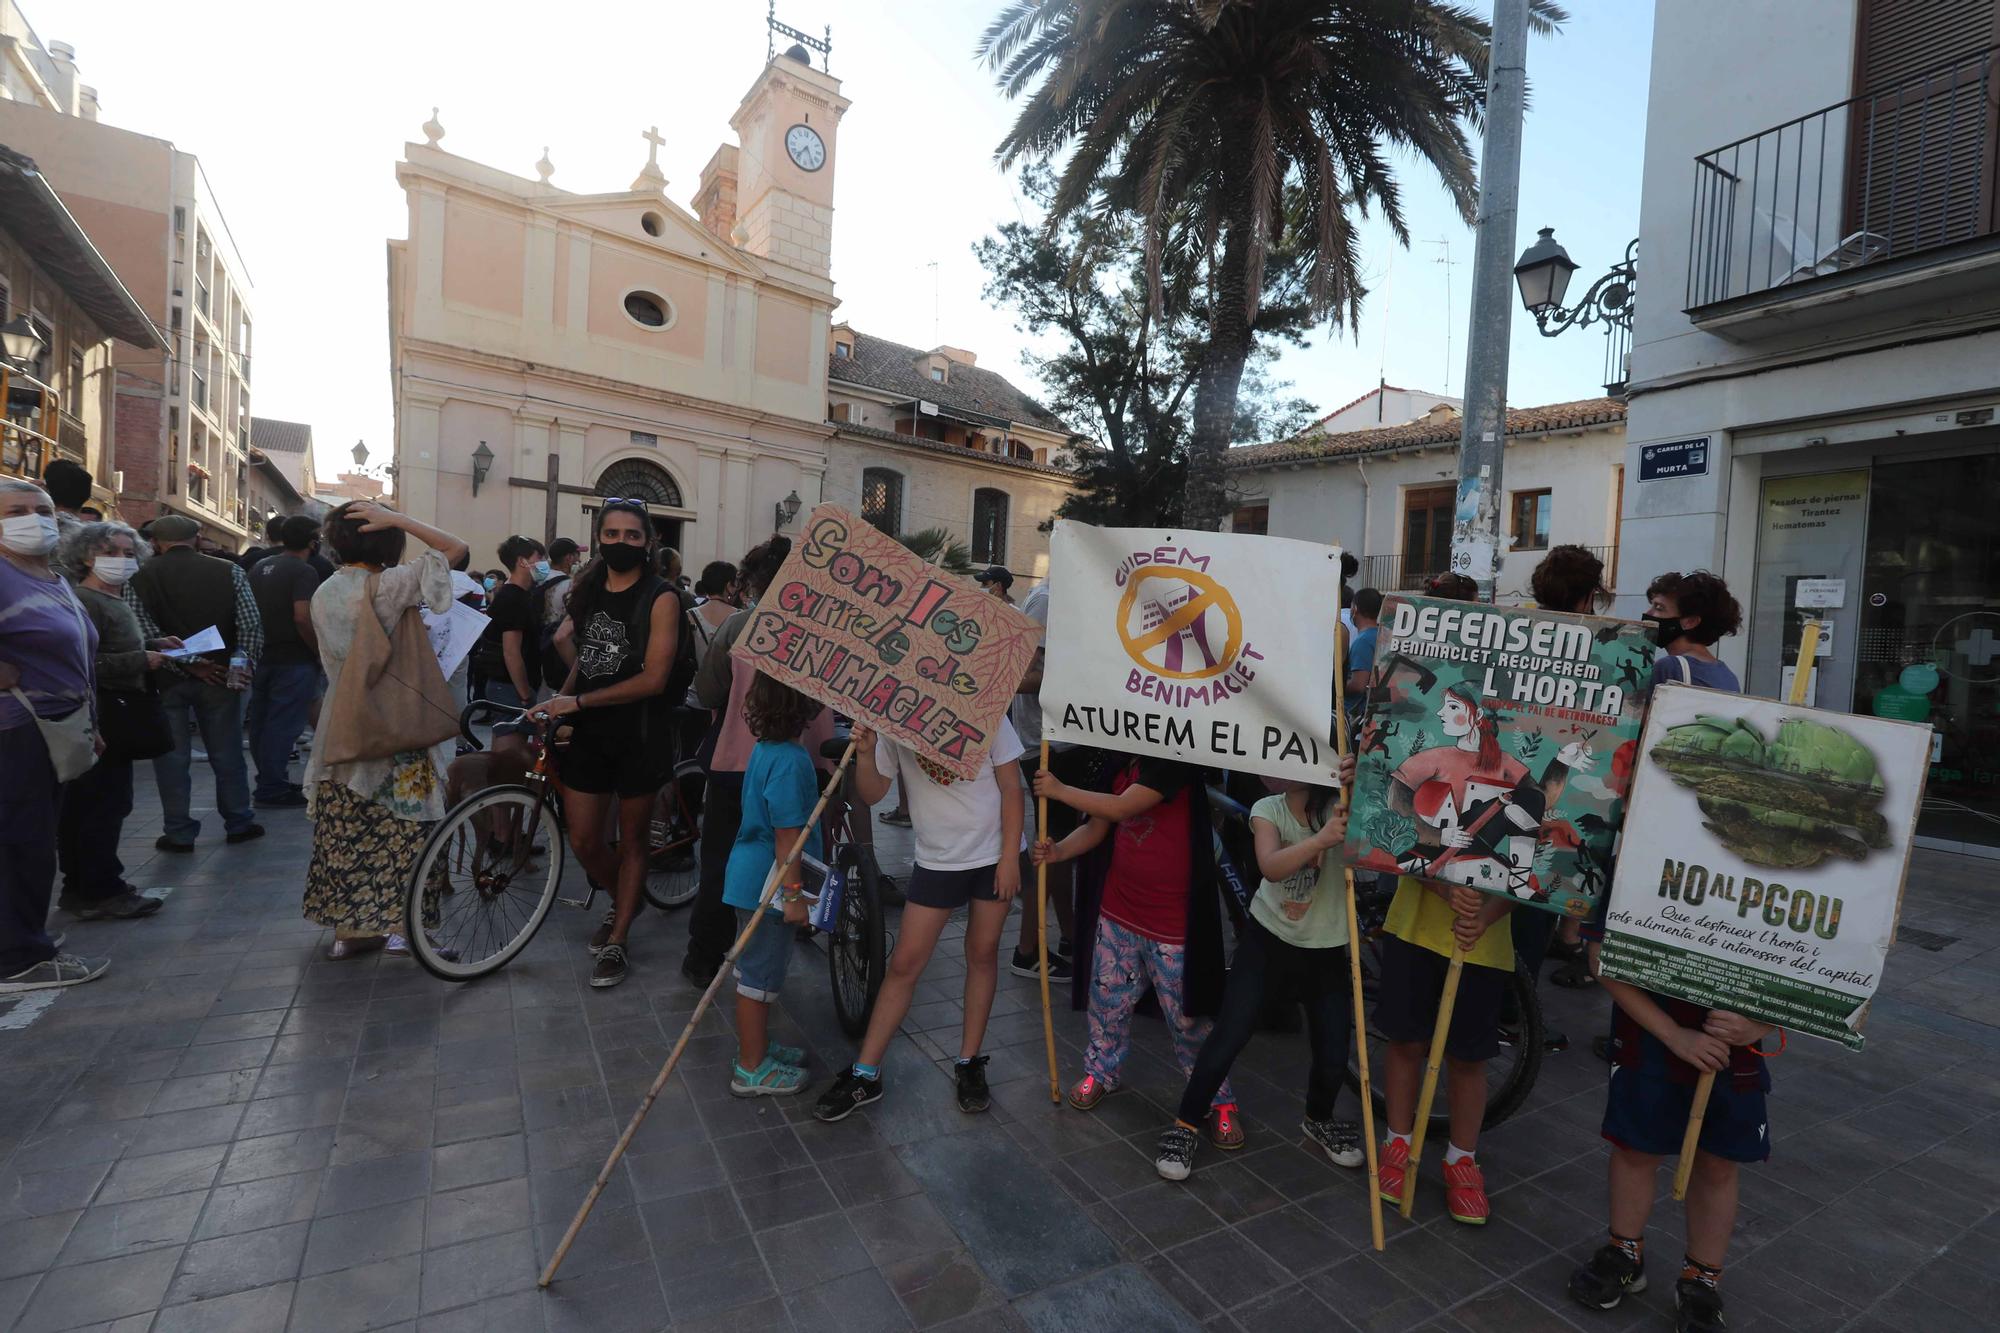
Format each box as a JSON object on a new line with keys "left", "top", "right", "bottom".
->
{"left": 731, "top": 504, "right": 1041, "bottom": 779}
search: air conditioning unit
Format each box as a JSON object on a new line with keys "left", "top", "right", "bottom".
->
{"left": 112, "top": 470, "right": 124, "bottom": 492}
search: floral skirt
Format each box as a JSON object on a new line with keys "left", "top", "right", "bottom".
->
{"left": 303, "top": 780, "right": 433, "bottom": 936}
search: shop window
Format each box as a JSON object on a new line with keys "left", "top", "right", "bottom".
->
{"left": 1512, "top": 489, "right": 1551, "bottom": 550}
{"left": 862, "top": 468, "right": 903, "bottom": 536}
{"left": 972, "top": 488, "right": 1008, "bottom": 563}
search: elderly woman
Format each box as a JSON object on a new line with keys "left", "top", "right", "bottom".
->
{"left": 303, "top": 500, "right": 468, "bottom": 959}
{"left": 55, "top": 520, "right": 182, "bottom": 922}
{"left": 0, "top": 480, "right": 107, "bottom": 992}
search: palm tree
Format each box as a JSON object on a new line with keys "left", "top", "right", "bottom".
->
{"left": 898, "top": 527, "right": 975, "bottom": 576}
{"left": 980, "top": 0, "right": 1566, "bottom": 530}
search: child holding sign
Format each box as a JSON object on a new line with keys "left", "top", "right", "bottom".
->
{"left": 1031, "top": 758, "right": 1238, "bottom": 1149}
{"left": 812, "top": 717, "right": 1026, "bottom": 1121}
{"left": 720, "top": 673, "right": 824, "bottom": 1098}
{"left": 1153, "top": 775, "right": 1360, "bottom": 1182}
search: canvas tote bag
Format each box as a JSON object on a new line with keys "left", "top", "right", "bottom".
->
{"left": 320, "top": 572, "right": 460, "bottom": 766}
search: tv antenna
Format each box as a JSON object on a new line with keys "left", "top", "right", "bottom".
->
{"left": 1428, "top": 237, "right": 1461, "bottom": 394}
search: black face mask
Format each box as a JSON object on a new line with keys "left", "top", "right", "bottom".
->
{"left": 600, "top": 542, "right": 647, "bottom": 573}
{"left": 1643, "top": 613, "right": 1684, "bottom": 648}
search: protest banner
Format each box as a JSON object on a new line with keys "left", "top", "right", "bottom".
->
{"left": 1599, "top": 679, "right": 1930, "bottom": 1050}
{"left": 1342, "top": 594, "right": 1655, "bottom": 917}
{"left": 1040, "top": 521, "right": 1343, "bottom": 784}
{"left": 730, "top": 504, "right": 1042, "bottom": 780}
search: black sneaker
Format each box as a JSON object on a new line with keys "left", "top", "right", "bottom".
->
{"left": 681, "top": 955, "right": 718, "bottom": 990}
{"left": 590, "top": 943, "right": 629, "bottom": 989}
{"left": 1010, "top": 949, "right": 1072, "bottom": 980}
{"left": 225, "top": 824, "right": 266, "bottom": 845}
{"left": 954, "top": 1056, "right": 991, "bottom": 1114}
{"left": 1675, "top": 1278, "right": 1726, "bottom": 1333}
{"left": 1055, "top": 936, "right": 1074, "bottom": 962}
{"left": 154, "top": 836, "right": 195, "bottom": 853}
{"left": 812, "top": 1068, "right": 883, "bottom": 1123}
{"left": 1301, "top": 1116, "right": 1364, "bottom": 1168}
{"left": 1569, "top": 1243, "right": 1647, "bottom": 1311}
{"left": 1154, "top": 1124, "right": 1199, "bottom": 1181}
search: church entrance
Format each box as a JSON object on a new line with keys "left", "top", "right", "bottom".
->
{"left": 590, "top": 458, "right": 691, "bottom": 560}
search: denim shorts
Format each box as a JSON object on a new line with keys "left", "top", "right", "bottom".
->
{"left": 732, "top": 906, "right": 793, "bottom": 1002}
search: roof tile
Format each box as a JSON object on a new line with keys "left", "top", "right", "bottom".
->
{"left": 1226, "top": 397, "right": 1625, "bottom": 467}
{"left": 829, "top": 329, "right": 1071, "bottom": 434}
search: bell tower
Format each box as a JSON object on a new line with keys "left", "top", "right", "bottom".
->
{"left": 729, "top": 14, "right": 846, "bottom": 280}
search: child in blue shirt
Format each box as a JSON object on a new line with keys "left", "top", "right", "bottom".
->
{"left": 722, "top": 672, "right": 825, "bottom": 1097}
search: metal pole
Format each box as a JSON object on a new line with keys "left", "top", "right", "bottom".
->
{"left": 1449, "top": 0, "right": 1530, "bottom": 601}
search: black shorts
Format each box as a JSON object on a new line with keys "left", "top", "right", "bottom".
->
{"left": 561, "top": 725, "right": 668, "bottom": 798}
{"left": 905, "top": 863, "right": 999, "bottom": 911}
{"left": 1602, "top": 1019, "right": 1772, "bottom": 1163}
{"left": 1373, "top": 933, "right": 1506, "bottom": 1063}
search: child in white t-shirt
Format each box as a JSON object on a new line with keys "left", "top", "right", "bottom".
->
{"left": 811, "top": 718, "right": 1026, "bottom": 1121}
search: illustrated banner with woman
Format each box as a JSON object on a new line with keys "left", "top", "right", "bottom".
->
{"left": 1342, "top": 594, "right": 1654, "bottom": 918}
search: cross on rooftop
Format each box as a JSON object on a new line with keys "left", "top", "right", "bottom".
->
{"left": 643, "top": 126, "right": 664, "bottom": 167}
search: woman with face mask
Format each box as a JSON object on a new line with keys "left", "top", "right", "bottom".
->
{"left": 54, "top": 522, "right": 184, "bottom": 923}
{"left": 0, "top": 481, "right": 110, "bottom": 993}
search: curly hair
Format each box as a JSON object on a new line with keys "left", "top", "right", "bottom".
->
{"left": 1531, "top": 544, "right": 1608, "bottom": 614}
{"left": 743, "top": 670, "right": 822, "bottom": 743}
{"left": 737, "top": 536, "right": 792, "bottom": 601}
{"left": 1426, "top": 571, "right": 1479, "bottom": 602}
{"left": 57, "top": 520, "right": 150, "bottom": 578}
{"left": 324, "top": 501, "right": 407, "bottom": 568}
{"left": 1646, "top": 569, "right": 1743, "bottom": 645}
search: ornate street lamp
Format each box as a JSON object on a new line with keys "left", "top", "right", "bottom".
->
{"left": 0, "top": 315, "right": 46, "bottom": 372}
{"left": 1514, "top": 229, "right": 1639, "bottom": 394}
{"left": 351, "top": 439, "right": 369, "bottom": 468}
{"left": 470, "top": 440, "right": 495, "bottom": 495}
{"left": 774, "top": 489, "right": 802, "bottom": 530}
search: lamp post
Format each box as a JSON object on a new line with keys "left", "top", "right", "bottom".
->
{"left": 351, "top": 439, "right": 368, "bottom": 469}
{"left": 0, "top": 315, "right": 46, "bottom": 372}
{"left": 773, "top": 489, "right": 802, "bottom": 530}
{"left": 471, "top": 440, "right": 495, "bottom": 496}
{"left": 1514, "top": 229, "right": 1639, "bottom": 395}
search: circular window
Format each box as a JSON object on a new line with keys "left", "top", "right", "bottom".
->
{"left": 623, "top": 291, "right": 669, "bottom": 328}
{"left": 641, "top": 211, "right": 664, "bottom": 237}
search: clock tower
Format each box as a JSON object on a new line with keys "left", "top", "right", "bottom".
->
{"left": 728, "top": 40, "right": 847, "bottom": 281}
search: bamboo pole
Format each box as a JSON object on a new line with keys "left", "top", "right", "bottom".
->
{"left": 539, "top": 738, "right": 859, "bottom": 1288}
{"left": 1036, "top": 739, "right": 1060, "bottom": 1103}
{"left": 1401, "top": 950, "right": 1466, "bottom": 1218}
{"left": 1672, "top": 618, "right": 1820, "bottom": 1202}
{"left": 1331, "top": 620, "right": 1386, "bottom": 1251}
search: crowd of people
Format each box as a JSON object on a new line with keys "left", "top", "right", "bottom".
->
{"left": 0, "top": 467, "right": 1766, "bottom": 1333}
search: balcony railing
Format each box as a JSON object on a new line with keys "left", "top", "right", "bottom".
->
{"left": 1687, "top": 44, "right": 2000, "bottom": 310}
{"left": 1361, "top": 544, "right": 1618, "bottom": 600}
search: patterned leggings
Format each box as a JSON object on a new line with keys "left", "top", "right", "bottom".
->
{"left": 1084, "top": 916, "right": 1234, "bottom": 1108}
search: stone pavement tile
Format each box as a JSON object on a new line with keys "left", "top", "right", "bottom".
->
{"left": 1435, "top": 1215, "right": 1559, "bottom": 1281}
{"left": 658, "top": 1233, "right": 775, "bottom": 1323}
{"left": 427, "top": 1177, "right": 532, "bottom": 1250}
{"left": 195, "top": 1169, "right": 323, "bottom": 1240}
{"left": 1235, "top": 1282, "right": 1340, "bottom": 1329}
{"left": 847, "top": 1191, "right": 961, "bottom": 1266}
{"left": 1233, "top": 1200, "right": 1350, "bottom": 1277}
{"left": 1159, "top": 1225, "right": 1286, "bottom": 1314}
{"left": 152, "top": 1281, "right": 298, "bottom": 1333}
{"left": 900, "top": 1131, "right": 1119, "bottom": 1299}
{"left": 97, "top": 1143, "right": 229, "bottom": 1204}
{"left": 755, "top": 1212, "right": 875, "bottom": 1287}
{"left": 736, "top": 1162, "right": 842, "bottom": 1231}
{"left": 431, "top": 1095, "right": 523, "bottom": 1146}
{"left": 239, "top": 1088, "right": 347, "bottom": 1138}
{"left": 0, "top": 1274, "right": 32, "bottom": 1330}
{"left": 171, "top": 1036, "right": 275, "bottom": 1077}
{"left": 417, "top": 1288, "right": 543, "bottom": 1333}
{"left": 218, "top": 1126, "right": 338, "bottom": 1186}
{"left": 1061, "top": 1137, "right": 1158, "bottom": 1200}
{"left": 16, "top": 1121, "right": 141, "bottom": 1169}
{"left": 883, "top": 1247, "right": 1006, "bottom": 1329}
{"left": 302, "top": 1197, "right": 427, "bottom": 1276}
{"left": 55, "top": 1188, "right": 204, "bottom": 1267}
{"left": 820, "top": 1146, "right": 925, "bottom": 1209}
{"left": 639, "top": 1181, "right": 749, "bottom": 1249}
{"left": 715, "top": 1124, "right": 815, "bottom": 1181}
{"left": 431, "top": 1131, "right": 527, "bottom": 1191}
{"left": 0, "top": 1209, "right": 82, "bottom": 1279}
{"left": 286, "top": 1252, "right": 420, "bottom": 1333}
{"left": 13, "top": 1246, "right": 182, "bottom": 1332}
{"left": 317, "top": 1149, "right": 432, "bottom": 1216}
{"left": 0, "top": 1159, "right": 112, "bottom": 1222}
{"left": 1301, "top": 1252, "right": 1442, "bottom": 1333}
{"left": 528, "top": 1201, "right": 652, "bottom": 1282}
{"left": 1866, "top": 1279, "right": 1993, "bottom": 1333}
{"left": 149, "top": 1068, "right": 262, "bottom": 1115}
{"left": 528, "top": 1162, "right": 634, "bottom": 1226}
{"left": 674, "top": 1292, "right": 796, "bottom": 1333}
{"left": 38, "top": 1080, "right": 163, "bottom": 1129}
{"left": 1015, "top": 1262, "right": 1202, "bottom": 1333}
{"left": 783, "top": 1266, "right": 915, "bottom": 1332}
{"left": 165, "top": 1217, "right": 308, "bottom": 1304}
{"left": 625, "top": 1139, "right": 728, "bottom": 1203}
{"left": 539, "top": 1258, "right": 671, "bottom": 1333}
{"left": 418, "top": 1227, "right": 536, "bottom": 1313}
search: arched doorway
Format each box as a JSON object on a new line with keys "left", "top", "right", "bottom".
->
{"left": 591, "top": 458, "right": 690, "bottom": 554}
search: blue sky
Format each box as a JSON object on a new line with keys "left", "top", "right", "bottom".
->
{"left": 51, "top": 0, "right": 1653, "bottom": 475}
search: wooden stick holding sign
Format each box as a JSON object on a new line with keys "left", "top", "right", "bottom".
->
{"left": 1331, "top": 623, "right": 1386, "bottom": 1251}
{"left": 540, "top": 740, "right": 859, "bottom": 1288}
{"left": 1036, "top": 740, "right": 1061, "bottom": 1103}
{"left": 1670, "top": 618, "right": 1821, "bottom": 1202}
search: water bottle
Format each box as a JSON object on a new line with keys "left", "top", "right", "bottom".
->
{"left": 228, "top": 650, "right": 251, "bottom": 692}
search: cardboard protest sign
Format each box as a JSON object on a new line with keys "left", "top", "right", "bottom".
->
{"left": 1342, "top": 594, "right": 1655, "bottom": 917}
{"left": 1040, "top": 521, "right": 1342, "bottom": 784}
{"left": 730, "top": 504, "right": 1040, "bottom": 780}
{"left": 1599, "top": 683, "right": 1930, "bottom": 1048}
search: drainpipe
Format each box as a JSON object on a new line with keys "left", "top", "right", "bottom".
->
{"left": 1355, "top": 455, "right": 1374, "bottom": 573}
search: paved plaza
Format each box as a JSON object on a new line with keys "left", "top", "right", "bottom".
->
{"left": 2, "top": 769, "right": 1997, "bottom": 1333}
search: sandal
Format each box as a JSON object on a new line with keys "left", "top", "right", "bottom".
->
{"left": 730, "top": 1057, "right": 807, "bottom": 1098}
{"left": 767, "top": 1042, "right": 806, "bottom": 1067}
{"left": 326, "top": 935, "right": 388, "bottom": 961}
{"left": 1067, "top": 1073, "right": 1119, "bottom": 1110}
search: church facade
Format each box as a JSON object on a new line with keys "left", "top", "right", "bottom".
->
{"left": 386, "top": 44, "right": 1076, "bottom": 577}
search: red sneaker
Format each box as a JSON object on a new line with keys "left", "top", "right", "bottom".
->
{"left": 1444, "top": 1157, "right": 1489, "bottom": 1225}
{"left": 1377, "top": 1137, "right": 1410, "bottom": 1205}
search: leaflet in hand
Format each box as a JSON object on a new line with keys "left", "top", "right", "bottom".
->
{"left": 160, "top": 626, "right": 225, "bottom": 658}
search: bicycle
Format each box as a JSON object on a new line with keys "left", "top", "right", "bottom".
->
{"left": 1204, "top": 786, "right": 1542, "bottom": 1129}
{"left": 800, "top": 731, "right": 888, "bottom": 1038}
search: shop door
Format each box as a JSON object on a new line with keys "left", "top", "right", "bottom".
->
{"left": 1749, "top": 469, "right": 1871, "bottom": 706}
{"left": 1858, "top": 451, "right": 2000, "bottom": 846}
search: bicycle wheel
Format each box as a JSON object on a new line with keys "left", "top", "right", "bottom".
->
{"left": 407, "top": 785, "right": 565, "bottom": 981}
{"left": 643, "top": 766, "right": 702, "bottom": 911}
{"left": 829, "top": 849, "right": 886, "bottom": 1038}
{"left": 1342, "top": 935, "right": 1542, "bottom": 1132}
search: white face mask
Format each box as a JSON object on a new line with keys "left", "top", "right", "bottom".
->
{"left": 0, "top": 513, "right": 60, "bottom": 556}
{"left": 92, "top": 554, "right": 139, "bottom": 585}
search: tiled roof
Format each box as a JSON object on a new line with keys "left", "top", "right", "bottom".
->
{"left": 831, "top": 420, "right": 1076, "bottom": 478}
{"left": 1226, "top": 397, "right": 1626, "bottom": 468}
{"left": 250, "top": 417, "right": 313, "bottom": 454}
{"left": 829, "top": 329, "right": 1073, "bottom": 435}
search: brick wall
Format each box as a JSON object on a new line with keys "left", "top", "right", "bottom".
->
{"left": 112, "top": 376, "right": 163, "bottom": 522}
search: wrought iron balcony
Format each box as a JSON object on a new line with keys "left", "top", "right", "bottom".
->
{"left": 1686, "top": 44, "right": 2000, "bottom": 313}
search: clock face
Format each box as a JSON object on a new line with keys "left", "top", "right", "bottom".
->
{"left": 785, "top": 123, "right": 826, "bottom": 172}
